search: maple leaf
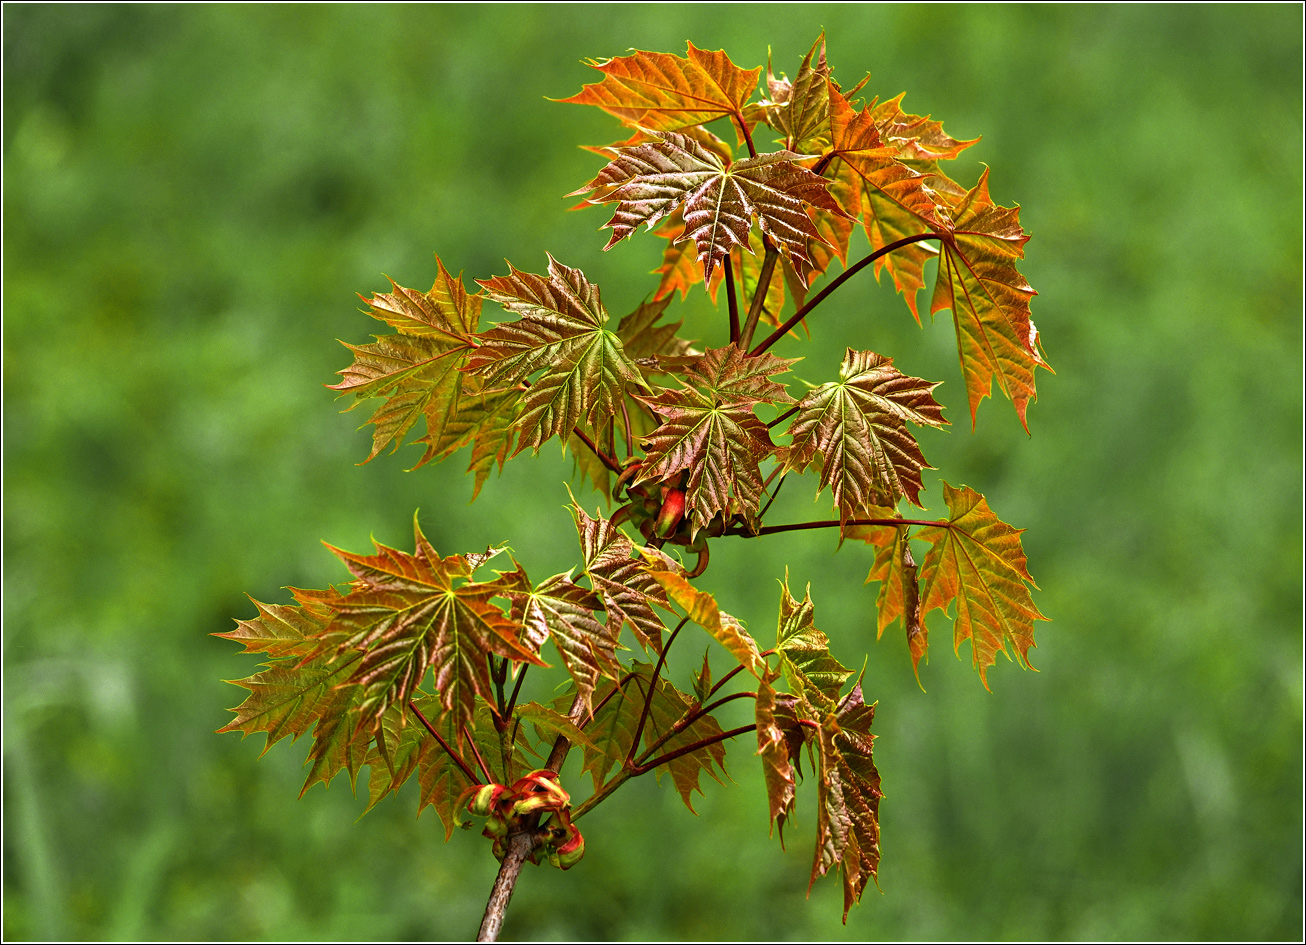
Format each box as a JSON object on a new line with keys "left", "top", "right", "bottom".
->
{"left": 489, "top": 563, "right": 620, "bottom": 714}
{"left": 312, "top": 518, "right": 545, "bottom": 734}
{"left": 634, "top": 345, "right": 794, "bottom": 536}
{"left": 775, "top": 575, "right": 853, "bottom": 706}
{"left": 825, "top": 81, "right": 946, "bottom": 321}
{"left": 414, "top": 376, "right": 519, "bottom": 499}
{"left": 575, "top": 131, "right": 845, "bottom": 281}
{"left": 856, "top": 522, "right": 927, "bottom": 682}
{"left": 785, "top": 349, "right": 947, "bottom": 519}
{"left": 930, "top": 169, "right": 1049, "bottom": 429}
{"left": 915, "top": 483, "right": 1046, "bottom": 688}
{"left": 815, "top": 682, "right": 882, "bottom": 922}
{"left": 573, "top": 501, "right": 670, "bottom": 652}
{"left": 754, "top": 34, "right": 834, "bottom": 155}
{"left": 755, "top": 672, "right": 798, "bottom": 837}
{"left": 330, "top": 258, "right": 482, "bottom": 464}
{"left": 870, "top": 92, "right": 979, "bottom": 183}
{"left": 465, "top": 256, "right": 644, "bottom": 452}
{"left": 578, "top": 664, "right": 728, "bottom": 813}
{"left": 558, "top": 42, "right": 761, "bottom": 140}
{"left": 638, "top": 552, "right": 766, "bottom": 677}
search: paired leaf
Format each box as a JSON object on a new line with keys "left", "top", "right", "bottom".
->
{"left": 576, "top": 131, "right": 844, "bottom": 281}
{"left": 916, "top": 483, "right": 1046, "bottom": 687}
{"left": 785, "top": 349, "right": 947, "bottom": 519}
{"left": 465, "top": 256, "right": 644, "bottom": 452}
{"left": 930, "top": 169, "right": 1048, "bottom": 429}
{"left": 559, "top": 42, "right": 761, "bottom": 137}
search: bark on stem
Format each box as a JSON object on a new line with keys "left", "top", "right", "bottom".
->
{"left": 477, "top": 830, "right": 535, "bottom": 942}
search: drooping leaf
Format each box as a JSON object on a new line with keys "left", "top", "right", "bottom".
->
{"left": 576, "top": 131, "right": 845, "bottom": 280}
{"left": 465, "top": 256, "right": 644, "bottom": 452}
{"left": 915, "top": 483, "right": 1046, "bottom": 688}
{"left": 856, "top": 522, "right": 927, "bottom": 682}
{"left": 573, "top": 501, "right": 670, "bottom": 652}
{"left": 785, "top": 349, "right": 947, "bottom": 519}
{"left": 634, "top": 345, "right": 794, "bottom": 537}
{"left": 638, "top": 553, "right": 766, "bottom": 677}
{"left": 826, "top": 683, "right": 883, "bottom": 921}
{"left": 775, "top": 575, "right": 853, "bottom": 705}
{"left": 929, "top": 169, "right": 1048, "bottom": 429}
{"left": 558, "top": 42, "right": 761, "bottom": 137}
{"left": 755, "top": 672, "right": 798, "bottom": 837}
{"left": 826, "top": 81, "right": 946, "bottom": 321}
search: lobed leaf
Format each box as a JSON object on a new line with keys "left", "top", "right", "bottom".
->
{"left": 639, "top": 554, "right": 766, "bottom": 677}
{"left": 466, "top": 256, "right": 644, "bottom": 452}
{"left": 576, "top": 131, "right": 845, "bottom": 281}
{"left": 785, "top": 349, "right": 947, "bottom": 519}
{"left": 915, "top": 483, "right": 1046, "bottom": 688}
{"left": 930, "top": 169, "right": 1049, "bottom": 430}
{"left": 573, "top": 501, "right": 670, "bottom": 652}
{"left": 558, "top": 42, "right": 761, "bottom": 137}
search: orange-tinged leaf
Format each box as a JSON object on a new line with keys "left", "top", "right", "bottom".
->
{"left": 755, "top": 34, "right": 834, "bottom": 155}
{"left": 857, "top": 523, "right": 927, "bottom": 683}
{"left": 466, "top": 256, "right": 644, "bottom": 452}
{"left": 558, "top": 42, "right": 761, "bottom": 136}
{"left": 915, "top": 483, "right": 1046, "bottom": 688}
{"left": 785, "top": 349, "right": 947, "bottom": 519}
{"left": 930, "top": 168, "right": 1049, "bottom": 429}
{"left": 575, "top": 131, "right": 845, "bottom": 281}
{"left": 639, "top": 555, "right": 765, "bottom": 677}
{"left": 827, "top": 82, "right": 945, "bottom": 320}
{"left": 359, "top": 257, "right": 481, "bottom": 344}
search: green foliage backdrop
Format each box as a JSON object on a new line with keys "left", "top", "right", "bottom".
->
{"left": 4, "top": 4, "right": 1301, "bottom": 940}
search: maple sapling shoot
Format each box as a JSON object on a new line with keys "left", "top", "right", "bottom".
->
{"left": 220, "top": 34, "right": 1050, "bottom": 940}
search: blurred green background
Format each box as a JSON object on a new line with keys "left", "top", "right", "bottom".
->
{"left": 4, "top": 4, "right": 1301, "bottom": 941}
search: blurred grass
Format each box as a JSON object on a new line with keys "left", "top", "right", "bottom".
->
{"left": 3, "top": 4, "right": 1301, "bottom": 941}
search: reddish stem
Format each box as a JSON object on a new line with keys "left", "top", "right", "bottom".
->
{"left": 626, "top": 617, "right": 689, "bottom": 766}
{"left": 749, "top": 233, "right": 943, "bottom": 357}
{"left": 727, "top": 516, "right": 943, "bottom": 537}
{"left": 408, "top": 700, "right": 480, "bottom": 785}
{"left": 634, "top": 724, "right": 757, "bottom": 774}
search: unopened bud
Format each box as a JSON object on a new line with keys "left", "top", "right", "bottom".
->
{"left": 655, "top": 488, "right": 687, "bottom": 538}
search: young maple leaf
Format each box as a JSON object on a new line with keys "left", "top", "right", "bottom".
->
{"left": 824, "top": 81, "right": 948, "bottom": 321}
{"left": 930, "top": 169, "right": 1051, "bottom": 430}
{"left": 573, "top": 501, "right": 670, "bottom": 652}
{"left": 785, "top": 348, "right": 948, "bottom": 519}
{"left": 486, "top": 562, "right": 620, "bottom": 715}
{"left": 331, "top": 258, "right": 483, "bottom": 464}
{"left": 307, "top": 519, "right": 546, "bottom": 735}
{"left": 634, "top": 345, "right": 795, "bottom": 537}
{"left": 915, "top": 483, "right": 1047, "bottom": 688}
{"left": 755, "top": 673, "right": 799, "bottom": 837}
{"left": 752, "top": 33, "right": 835, "bottom": 156}
{"left": 775, "top": 576, "right": 853, "bottom": 707}
{"left": 557, "top": 42, "right": 762, "bottom": 140}
{"left": 574, "top": 131, "right": 845, "bottom": 281}
{"left": 465, "top": 256, "right": 644, "bottom": 453}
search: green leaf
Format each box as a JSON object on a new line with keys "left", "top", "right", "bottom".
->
{"left": 930, "top": 169, "right": 1050, "bottom": 429}
{"left": 775, "top": 575, "right": 853, "bottom": 705}
{"left": 755, "top": 673, "right": 797, "bottom": 837}
{"left": 915, "top": 483, "right": 1046, "bottom": 688}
